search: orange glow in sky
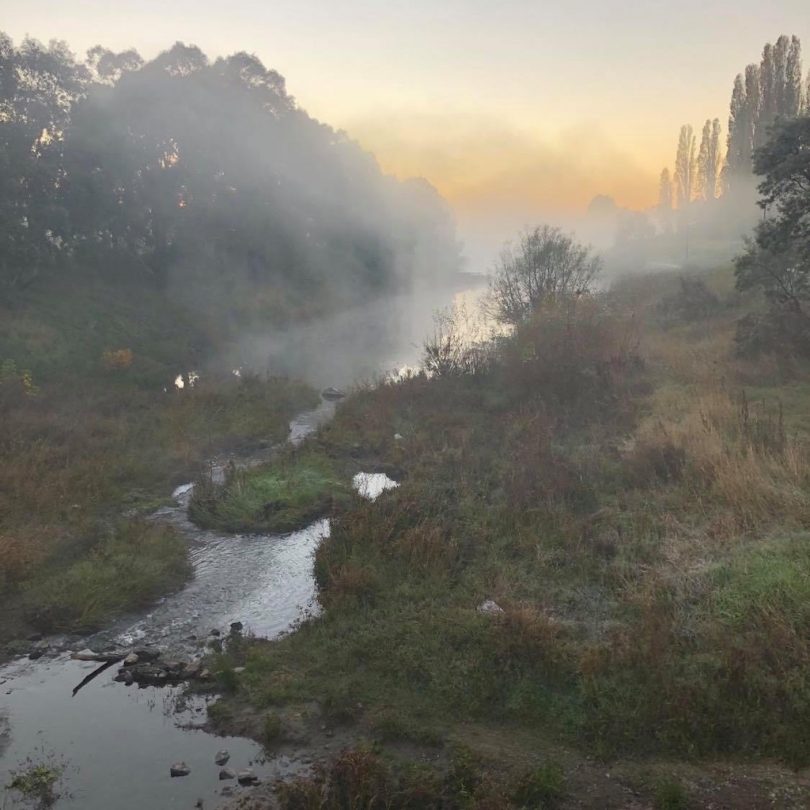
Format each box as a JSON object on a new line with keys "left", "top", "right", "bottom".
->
{"left": 5, "top": 0, "right": 810, "bottom": 254}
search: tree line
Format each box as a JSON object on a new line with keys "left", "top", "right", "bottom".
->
{"left": 657, "top": 34, "right": 808, "bottom": 228}
{"left": 0, "top": 35, "right": 461, "bottom": 315}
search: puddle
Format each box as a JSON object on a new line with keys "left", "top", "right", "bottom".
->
{"left": 352, "top": 472, "right": 400, "bottom": 501}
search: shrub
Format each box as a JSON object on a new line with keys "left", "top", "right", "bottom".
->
{"left": 656, "top": 277, "right": 720, "bottom": 326}
{"left": 654, "top": 779, "right": 688, "bottom": 810}
{"left": 512, "top": 762, "right": 566, "bottom": 809}
{"left": 101, "top": 347, "right": 135, "bottom": 370}
{"left": 488, "top": 226, "right": 601, "bottom": 326}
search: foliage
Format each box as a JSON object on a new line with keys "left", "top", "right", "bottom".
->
{"left": 654, "top": 780, "right": 688, "bottom": 810}
{"left": 511, "top": 762, "right": 566, "bottom": 809}
{"left": 735, "top": 115, "right": 810, "bottom": 300}
{"left": 656, "top": 277, "right": 721, "bottom": 325}
{"left": 208, "top": 265, "right": 810, "bottom": 800}
{"left": 487, "top": 226, "right": 601, "bottom": 326}
{"left": 734, "top": 115, "right": 810, "bottom": 354}
{"left": 0, "top": 32, "right": 461, "bottom": 310}
{"left": 422, "top": 304, "right": 496, "bottom": 378}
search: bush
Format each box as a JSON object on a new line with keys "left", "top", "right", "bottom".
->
{"left": 735, "top": 305, "right": 810, "bottom": 359}
{"left": 488, "top": 226, "right": 601, "bottom": 326}
{"left": 656, "top": 277, "right": 720, "bottom": 326}
{"left": 654, "top": 779, "right": 688, "bottom": 810}
{"left": 512, "top": 762, "right": 566, "bottom": 809}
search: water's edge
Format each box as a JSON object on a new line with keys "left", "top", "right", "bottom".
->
{"left": 0, "top": 401, "right": 336, "bottom": 810}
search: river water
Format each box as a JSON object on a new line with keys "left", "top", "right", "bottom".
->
{"left": 0, "top": 405, "right": 338, "bottom": 810}
{"left": 0, "top": 281, "right": 484, "bottom": 809}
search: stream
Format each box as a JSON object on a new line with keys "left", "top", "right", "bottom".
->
{"left": 0, "top": 281, "right": 482, "bottom": 809}
{"left": 0, "top": 403, "right": 346, "bottom": 810}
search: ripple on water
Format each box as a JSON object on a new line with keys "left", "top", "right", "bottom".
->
{"left": 0, "top": 401, "right": 338, "bottom": 810}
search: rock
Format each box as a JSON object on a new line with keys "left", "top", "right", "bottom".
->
{"left": 394, "top": 433, "right": 404, "bottom": 441}
{"left": 229, "top": 621, "right": 243, "bottom": 634}
{"left": 214, "top": 750, "right": 230, "bottom": 766}
{"left": 71, "top": 648, "right": 99, "bottom": 661}
{"left": 114, "top": 669, "right": 134, "bottom": 685}
{"left": 170, "top": 762, "right": 190, "bottom": 777}
{"left": 219, "top": 767, "right": 236, "bottom": 780}
{"left": 199, "top": 669, "right": 211, "bottom": 680}
{"left": 28, "top": 650, "right": 44, "bottom": 660}
{"left": 209, "top": 629, "right": 221, "bottom": 637}
{"left": 476, "top": 599, "right": 504, "bottom": 615}
{"left": 72, "top": 649, "right": 126, "bottom": 663}
{"left": 123, "top": 652, "right": 139, "bottom": 666}
{"left": 27, "top": 633, "right": 43, "bottom": 642}
{"left": 233, "top": 667, "right": 245, "bottom": 674}
{"left": 130, "top": 664, "right": 170, "bottom": 685}
{"left": 237, "top": 769, "right": 258, "bottom": 786}
{"left": 185, "top": 661, "right": 202, "bottom": 678}
{"left": 220, "top": 786, "right": 234, "bottom": 797}
{"left": 132, "top": 647, "right": 160, "bottom": 662}
{"left": 321, "top": 386, "right": 346, "bottom": 401}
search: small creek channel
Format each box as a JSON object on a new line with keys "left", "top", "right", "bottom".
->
{"left": 0, "top": 400, "right": 398, "bottom": 810}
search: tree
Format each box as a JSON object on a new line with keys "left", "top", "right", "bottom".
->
{"left": 674, "top": 124, "right": 696, "bottom": 209}
{"left": 758, "top": 42, "right": 776, "bottom": 149}
{"left": 806, "top": 69, "right": 810, "bottom": 114}
{"left": 697, "top": 119, "right": 723, "bottom": 201}
{"left": 785, "top": 36, "right": 804, "bottom": 118}
{"left": 726, "top": 73, "right": 749, "bottom": 184}
{"left": 488, "top": 226, "right": 601, "bottom": 326}
{"left": 735, "top": 115, "right": 810, "bottom": 310}
{"left": 658, "top": 168, "right": 673, "bottom": 232}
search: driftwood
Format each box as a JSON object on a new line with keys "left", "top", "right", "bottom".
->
{"left": 72, "top": 657, "right": 123, "bottom": 696}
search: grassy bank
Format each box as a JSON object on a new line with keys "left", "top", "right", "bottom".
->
{"left": 0, "top": 280, "right": 318, "bottom": 641}
{"left": 189, "top": 452, "right": 353, "bottom": 534}
{"left": 209, "top": 268, "right": 810, "bottom": 807}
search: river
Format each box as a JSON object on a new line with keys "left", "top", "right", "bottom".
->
{"left": 0, "top": 281, "right": 483, "bottom": 809}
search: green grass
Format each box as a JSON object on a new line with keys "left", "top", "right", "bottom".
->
{"left": 712, "top": 535, "right": 810, "bottom": 628}
{"left": 189, "top": 452, "right": 353, "bottom": 534}
{"left": 20, "top": 520, "right": 191, "bottom": 633}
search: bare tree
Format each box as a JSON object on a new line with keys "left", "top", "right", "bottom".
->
{"left": 488, "top": 226, "right": 601, "bottom": 326}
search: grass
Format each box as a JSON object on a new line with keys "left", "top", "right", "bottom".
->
{"left": 20, "top": 520, "right": 191, "bottom": 633}
{"left": 207, "top": 267, "right": 810, "bottom": 806}
{"left": 0, "top": 276, "right": 317, "bottom": 641}
{"left": 189, "top": 452, "right": 353, "bottom": 534}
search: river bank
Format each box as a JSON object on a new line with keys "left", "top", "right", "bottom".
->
{"left": 0, "top": 401, "right": 341, "bottom": 809}
{"left": 204, "top": 267, "right": 810, "bottom": 808}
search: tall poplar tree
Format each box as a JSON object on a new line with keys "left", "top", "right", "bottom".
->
{"left": 786, "top": 36, "right": 803, "bottom": 117}
{"left": 674, "top": 124, "right": 697, "bottom": 209}
{"left": 658, "top": 168, "right": 674, "bottom": 232}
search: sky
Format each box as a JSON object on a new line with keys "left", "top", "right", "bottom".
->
{"left": 4, "top": 0, "right": 810, "bottom": 267}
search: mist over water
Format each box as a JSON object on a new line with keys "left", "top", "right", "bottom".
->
{"left": 229, "top": 278, "right": 489, "bottom": 387}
